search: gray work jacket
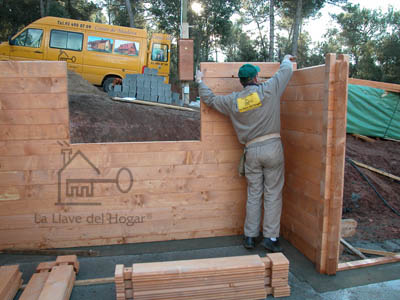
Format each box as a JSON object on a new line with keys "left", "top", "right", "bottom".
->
{"left": 198, "top": 58, "right": 293, "bottom": 145}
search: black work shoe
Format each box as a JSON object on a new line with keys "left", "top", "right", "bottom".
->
{"left": 243, "top": 236, "right": 256, "bottom": 249}
{"left": 262, "top": 238, "right": 283, "bottom": 252}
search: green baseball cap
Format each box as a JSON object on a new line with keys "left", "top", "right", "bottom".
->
{"left": 238, "top": 64, "right": 260, "bottom": 78}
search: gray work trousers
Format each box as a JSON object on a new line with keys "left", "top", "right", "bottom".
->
{"left": 243, "top": 138, "right": 284, "bottom": 238}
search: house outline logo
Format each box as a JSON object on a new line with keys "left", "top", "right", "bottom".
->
{"left": 58, "top": 49, "right": 76, "bottom": 63}
{"left": 56, "top": 141, "right": 133, "bottom": 206}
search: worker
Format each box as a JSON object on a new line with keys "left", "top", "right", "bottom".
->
{"left": 195, "top": 55, "right": 295, "bottom": 252}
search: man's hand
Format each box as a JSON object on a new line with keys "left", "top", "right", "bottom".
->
{"left": 195, "top": 69, "right": 203, "bottom": 83}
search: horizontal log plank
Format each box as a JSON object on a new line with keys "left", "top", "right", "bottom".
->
{"left": 0, "top": 189, "right": 247, "bottom": 216}
{"left": 288, "top": 66, "right": 325, "bottom": 86}
{"left": 282, "top": 83, "right": 325, "bottom": 102}
{"left": 0, "top": 78, "right": 67, "bottom": 94}
{"left": 0, "top": 228, "right": 243, "bottom": 249}
{"left": 0, "top": 94, "right": 68, "bottom": 109}
{"left": 337, "top": 255, "right": 400, "bottom": 271}
{"left": 0, "top": 216, "right": 245, "bottom": 248}
{"left": 0, "top": 163, "right": 241, "bottom": 186}
{"left": 0, "top": 124, "right": 68, "bottom": 140}
{"left": 201, "top": 62, "right": 282, "bottom": 78}
{"left": 281, "top": 114, "right": 322, "bottom": 134}
{"left": 281, "top": 130, "right": 323, "bottom": 152}
{"left": 0, "top": 61, "right": 67, "bottom": 78}
{"left": 349, "top": 78, "right": 400, "bottom": 93}
{"left": 0, "top": 109, "right": 68, "bottom": 125}
{"left": 0, "top": 149, "right": 243, "bottom": 171}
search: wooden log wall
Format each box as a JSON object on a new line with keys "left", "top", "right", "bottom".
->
{"left": 201, "top": 55, "right": 349, "bottom": 275}
{"left": 280, "top": 54, "right": 348, "bottom": 274}
{"left": 0, "top": 60, "right": 249, "bottom": 249}
{"left": 0, "top": 56, "right": 348, "bottom": 275}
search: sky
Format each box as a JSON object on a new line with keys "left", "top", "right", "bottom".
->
{"left": 305, "top": 0, "right": 400, "bottom": 43}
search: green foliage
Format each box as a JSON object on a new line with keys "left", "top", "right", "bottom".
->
{"left": 239, "top": 0, "right": 269, "bottom": 61}
{"left": 148, "top": 0, "right": 239, "bottom": 64}
{"left": 107, "top": 0, "right": 146, "bottom": 28}
{"left": 223, "top": 22, "right": 259, "bottom": 62}
{"left": 0, "top": 0, "right": 102, "bottom": 40}
{"left": 0, "top": 0, "right": 42, "bottom": 40}
{"left": 325, "top": 3, "right": 397, "bottom": 82}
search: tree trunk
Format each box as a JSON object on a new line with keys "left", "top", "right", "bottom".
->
{"left": 125, "top": 0, "right": 134, "bottom": 27}
{"left": 40, "top": 0, "right": 45, "bottom": 17}
{"left": 46, "top": 0, "right": 51, "bottom": 15}
{"left": 269, "top": 0, "right": 275, "bottom": 61}
{"left": 67, "top": 0, "right": 74, "bottom": 19}
{"left": 291, "top": 0, "right": 302, "bottom": 56}
{"left": 255, "top": 21, "right": 267, "bottom": 61}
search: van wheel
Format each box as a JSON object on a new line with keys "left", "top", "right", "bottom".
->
{"left": 103, "top": 76, "right": 118, "bottom": 93}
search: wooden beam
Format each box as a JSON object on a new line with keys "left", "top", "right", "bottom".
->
{"left": 74, "top": 277, "right": 114, "bottom": 286}
{"left": 352, "top": 134, "right": 376, "bottom": 143}
{"left": 349, "top": 78, "right": 400, "bottom": 93}
{"left": 19, "top": 273, "right": 50, "bottom": 300}
{"left": 356, "top": 248, "right": 398, "bottom": 257}
{"left": 0, "top": 248, "right": 99, "bottom": 257}
{"left": 37, "top": 265, "right": 75, "bottom": 300}
{"left": 351, "top": 159, "right": 400, "bottom": 182}
{"left": 340, "top": 238, "right": 367, "bottom": 259}
{"left": 337, "top": 255, "right": 400, "bottom": 271}
{"left": 112, "top": 97, "right": 198, "bottom": 112}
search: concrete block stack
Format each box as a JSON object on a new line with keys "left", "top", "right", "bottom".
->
{"left": 109, "top": 67, "right": 184, "bottom": 106}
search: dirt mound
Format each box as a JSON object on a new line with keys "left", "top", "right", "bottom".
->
{"left": 67, "top": 71, "right": 200, "bottom": 143}
{"left": 343, "top": 134, "right": 400, "bottom": 242}
{"left": 68, "top": 70, "right": 106, "bottom": 96}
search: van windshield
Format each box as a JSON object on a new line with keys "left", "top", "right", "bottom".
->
{"left": 151, "top": 43, "right": 168, "bottom": 62}
{"left": 13, "top": 28, "right": 43, "bottom": 48}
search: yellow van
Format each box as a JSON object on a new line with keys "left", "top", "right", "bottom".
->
{"left": 0, "top": 17, "right": 171, "bottom": 91}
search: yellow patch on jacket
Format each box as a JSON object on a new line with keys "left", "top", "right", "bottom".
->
{"left": 237, "top": 92, "right": 262, "bottom": 112}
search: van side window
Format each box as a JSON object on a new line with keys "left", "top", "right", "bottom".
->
{"left": 50, "top": 30, "right": 83, "bottom": 51}
{"left": 13, "top": 28, "right": 43, "bottom": 48}
{"left": 151, "top": 43, "right": 168, "bottom": 62}
{"left": 114, "top": 40, "right": 139, "bottom": 56}
{"left": 87, "top": 36, "right": 113, "bottom": 53}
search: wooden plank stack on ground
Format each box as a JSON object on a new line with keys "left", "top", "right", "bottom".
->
{"left": 115, "top": 265, "right": 133, "bottom": 300}
{"left": 115, "top": 255, "right": 278, "bottom": 300}
{"left": 19, "top": 255, "right": 79, "bottom": 300}
{"left": 0, "top": 265, "right": 23, "bottom": 300}
{"left": 267, "top": 253, "right": 290, "bottom": 297}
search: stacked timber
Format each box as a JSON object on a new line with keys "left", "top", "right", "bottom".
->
{"left": 0, "top": 265, "right": 23, "bottom": 300}
{"left": 115, "top": 265, "right": 133, "bottom": 300}
{"left": 260, "top": 256, "right": 273, "bottom": 296}
{"left": 267, "top": 253, "right": 290, "bottom": 297}
{"left": 19, "top": 255, "right": 79, "bottom": 300}
{"left": 115, "top": 255, "right": 268, "bottom": 300}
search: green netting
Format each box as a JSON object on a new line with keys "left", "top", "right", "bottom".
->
{"left": 346, "top": 84, "right": 400, "bottom": 140}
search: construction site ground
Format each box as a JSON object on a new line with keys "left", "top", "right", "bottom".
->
{"left": 4, "top": 236, "right": 400, "bottom": 300}
{"left": 341, "top": 134, "right": 400, "bottom": 262}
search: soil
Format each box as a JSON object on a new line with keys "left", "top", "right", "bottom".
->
{"left": 67, "top": 70, "right": 200, "bottom": 143}
{"left": 343, "top": 134, "right": 400, "bottom": 242}
{"left": 67, "top": 71, "right": 400, "bottom": 258}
